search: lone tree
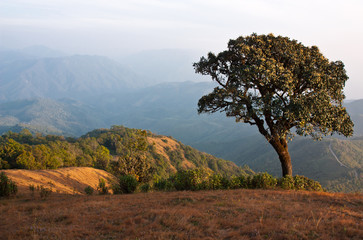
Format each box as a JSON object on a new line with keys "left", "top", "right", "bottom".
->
{"left": 194, "top": 33, "right": 353, "bottom": 176}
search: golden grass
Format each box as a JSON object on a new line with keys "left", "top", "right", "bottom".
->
{"left": 1, "top": 167, "right": 117, "bottom": 195}
{"left": 147, "top": 136, "right": 196, "bottom": 172}
{"left": 1, "top": 189, "right": 362, "bottom": 239}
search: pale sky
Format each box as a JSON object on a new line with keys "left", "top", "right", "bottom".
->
{"left": 0, "top": 0, "right": 362, "bottom": 99}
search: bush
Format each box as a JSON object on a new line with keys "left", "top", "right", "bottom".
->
{"left": 153, "top": 179, "right": 174, "bottom": 191}
{"left": 250, "top": 173, "right": 277, "bottom": 189}
{"left": 228, "top": 176, "right": 242, "bottom": 189}
{"left": 113, "top": 175, "right": 138, "bottom": 194}
{"left": 84, "top": 186, "right": 94, "bottom": 195}
{"left": 0, "top": 172, "right": 18, "bottom": 197}
{"left": 293, "top": 175, "right": 323, "bottom": 191}
{"left": 140, "top": 183, "right": 151, "bottom": 192}
{"left": 208, "top": 174, "right": 223, "bottom": 190}
{"left": 97, "top": 178, "right": 108, "bottom": 195}
{"left": 239, "top": 175, "right": 250, "bottom": 189}
{"left": 278, "top": 175, "right": 295, "bottom": 190}
{"left": 172, "top": 168, "right": 212, "bottom": 191}
{"left": 39, "top": 185, "right": 52, "bottom": 200}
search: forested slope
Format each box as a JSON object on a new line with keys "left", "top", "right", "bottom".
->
{"left": 0, "top": 126, "right": 252, "bottom": 181}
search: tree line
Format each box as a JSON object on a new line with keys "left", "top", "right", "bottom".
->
{"left": 0, "top": 126, "right": 247, "bottom": 182}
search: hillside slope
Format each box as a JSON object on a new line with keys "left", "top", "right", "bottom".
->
{"left": 0, "top": 126, "right": 252, "bottom": 181}
{"left": 0, "top": 98, "right": 106, "bottom": 136}
{"left": 0, "top": 55, "right": 140, "bottom": 102}
{"left": 2, "top": 167, "right": 117, "bottom": 195}
{"left": 196, "top": 136, "right": 363, "bottom": 192}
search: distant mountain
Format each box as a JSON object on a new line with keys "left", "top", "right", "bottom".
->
{"left": 0, "top": 98, "right": 106, "bottom": 136}
{"left": 0, "top": 48, "right": 362, "bottom": 192}
{"left": 0, "top": 81, "right": 256, "bottom": 141}
{"left": 0, "top": 45, "right": 66, "bottom": 64}
{"left": 345, "top": 99, "right": 363, "bottom": 136}
{"left": 119, "top": 49, "right": 210, "bottom": 84}
{"left": 0, "top": 55, "right": 141, "bottom": 101}
{"left": 84, "top": 81, "right": 256, "bottom": 144}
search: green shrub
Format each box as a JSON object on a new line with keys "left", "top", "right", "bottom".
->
{"left": 239, "top": 175, "right": 250, "bottom": 189}
{"left": 228, "top": 176, "right": 242, "bottom": 189}
{"left": 97, "top": 178, "right": 108, "bottom": 195}
{"left": 113, "top": 175, "right": 138, "bottom": 194}
{"left": 293, "top": 175, "right": 323, "bottom": 191}
{"left": 251, "top": 173, "right": 277, "bottom": 189}
{"left": 84, "top": 186, "right": 94, "bottom": 195}
{"left": 208, "top": 174, "right": 223, "bottom": 190}
{"left": 0, "top": 172, "right": 18, "bottom": 197}
{"left": 39, "top": 185, "right": 52, "bottom": 200}
{"left": 140, "top": 183, "right": 151, "bottom": 192}
{"left": 293, "top": 175, "right": 308, "bottom": 190}
{"left": 173, "top": 168, "right": 212, "bottom": 191}
{"left": 278, "top": 175, "right": 295, "bottom": 190}
{"left": 153, "top": 178, "right": 174, "bottom": 191}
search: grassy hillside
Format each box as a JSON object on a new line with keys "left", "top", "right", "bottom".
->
{"left": 0, "top": 126, "right": 252, "bottom": 180}
{"left": 2, "top": 167, "right": 117, "bottom": 196}
{"left": 1, "top": 189, "right": 362, "bottom": 239}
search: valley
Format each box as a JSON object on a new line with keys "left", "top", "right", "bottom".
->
{"left": 0, "top": 47, "right": 362, "bottom": 192}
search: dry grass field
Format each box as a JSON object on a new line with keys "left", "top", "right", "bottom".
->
{"left": 1, "top": 188, "right": 362, "bottom": 240}
{"left": 2, "top": 167, "right": 117, "bottom": 196}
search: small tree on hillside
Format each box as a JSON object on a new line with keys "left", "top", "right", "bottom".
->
{"left": 111, "top": 129, "right": 154, "bottom": 182}
{"left": 194, "top": 33, "right": 353, "bottom": 176}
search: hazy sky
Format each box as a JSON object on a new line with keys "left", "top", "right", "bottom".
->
{"left": 0, "top": 0, "right": 362, "bottom": 99}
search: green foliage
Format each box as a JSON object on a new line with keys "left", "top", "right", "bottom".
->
{"left": 39, "top": 185, "right": 52, "bottom": 200}
{"left": 93, "top": 146, "right": 111, "bottom": 170}
{"left": 250, "top": 173, "right": 278, "bottom": 189}
{"left": 207, "top": 174, "right": 223, "bottom": 190}
{"left": 97, "top": 178, "right": 108, "bottom": 195}
{"left": 140, "top": 183, "right": 151, "bottom": 193}
{"left": 229, "top": 175, "right": 243, "bottom": 189}
{"left": 0, "top": 126, "right": 247, "bottom": 189}
{"left": 194, "top": 33, "right": 353, "bottom": 176}
{"left": 194, "top": 33, "right": 353, "bottom": 140}
{"left": 172, "top": 168, "right": 212, "bottom": 191}
{"left": 153, "top": 178, "right": 174, "bottom": 191}
{"left": 293, "top": 175, "right": 323, "bottom": 191}
{"left": 0, "top": 172, "right": 18, "bottom": 197}
{"left": 278, "top": 175, "right": 295, "bottom": 190}
{"left": 84, "top": 186, "right": 94, "bottom": 195}
{"left": 113, "top": 175, "right": 138, "bottom": 194}
{"left": 153, "top": 171, "right": 323, "bottom": 193}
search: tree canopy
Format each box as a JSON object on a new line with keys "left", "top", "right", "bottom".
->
{"left": 194, "top": 33, "right": 354, "bottom": 176}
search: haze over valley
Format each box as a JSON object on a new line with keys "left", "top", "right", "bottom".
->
{"left": 0, "top": 46, "right": 362, "bottom": 192}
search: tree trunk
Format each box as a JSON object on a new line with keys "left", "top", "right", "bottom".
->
{"left": 269, "top": 137, "right": 292, "bottom": 177}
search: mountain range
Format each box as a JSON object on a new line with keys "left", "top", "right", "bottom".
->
{"left": 0, "top": 46, "right": 362, "bottom": 192}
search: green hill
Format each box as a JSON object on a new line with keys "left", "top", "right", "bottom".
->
{"left": 0, "top": 126, "right": 253, "bottom": 180}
